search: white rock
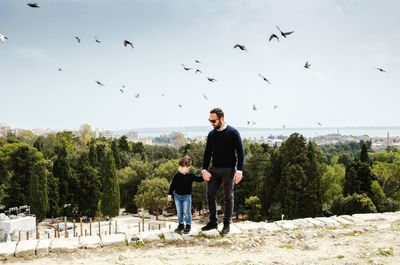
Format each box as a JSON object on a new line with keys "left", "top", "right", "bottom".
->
{"left": 352, "top": 213, "right": 385, "bottom": 222}
{"left": 274, "top": 220, "right": 298, "bottom": 230}
{"left": 304, "top": 218, "right": 326, "bottom": 227}
{"left": 36, "top": 239, "right": 52, "bottom": 255}
{"left": 15, "top": 239, "right": 38, "bottom": 257}
{"left": 330, "top": 216, "right": 353, "bottom": 225}
{"left": 315, "top": 217, "right": 341, "bottom": 227}
{"left": 291, "top": 218, "right": 315, "bottom": 228}
{"left": 50, "top": 237, "right": 79, "bottom": 252}
{"left": 201, "top": 229, "right": 220, "bottom": 238}
{"left": 163, "top": 231, "right": 183, "bottom": 241}
{"left": 79, "top": 235, "right": 102, "bottom": 249}
{"left": 0, "top": 241, "right": 17, "bottom": 258}
{"left": 139, "top": 230, "right": 162, "bottom": 242}
{"left": 101, "top": 233, "right": 127, "bottom": 246}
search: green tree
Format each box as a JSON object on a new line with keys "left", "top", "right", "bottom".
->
{"left": 245, "top": 196, "right": 262, "bottom": 221}
{"left": 111, "top": 140, "right": 121, "bottom": 169}
{"left": 360, "top": 143, "right": 369, "bottom": 163}
{"left": 154, "top": 159, "right": 179, "bottom": 182}
{"left": 343, "top": 159, "right": 372, "bottom": 197}
{"left": 47, "top": 172, "right": 60, "bottom": 217}
{"left": 76, "top": 152, "right": 101, "bottom": 217}
{"left": 370, "top": 180, "right": 386, "bottom": 211}
{"left": 134, "top": 177, "right": 169, "bottom": 220}
{"left": 30, "top": 160, "right": 49, "bottom": 221}
{"left": 100, "top": 151, "right": 120, "bottom": 218}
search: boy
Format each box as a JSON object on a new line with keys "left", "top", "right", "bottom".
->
{"left": 168, "top": 155, "right": 203, "bottom": 234}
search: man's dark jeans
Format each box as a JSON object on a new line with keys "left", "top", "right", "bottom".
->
{"left": 207, "top": 167, "right": 235, "bottom": 224}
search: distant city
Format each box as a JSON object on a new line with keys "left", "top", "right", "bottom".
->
{"left": 1, "top": 123, "right": 400, "bottom": 151}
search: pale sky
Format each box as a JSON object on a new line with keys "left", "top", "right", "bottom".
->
{"left": 0, "top": 0, "right": 399, "bottom": 130}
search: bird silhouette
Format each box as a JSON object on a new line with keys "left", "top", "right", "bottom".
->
{"left": 202, "top": 93, "right": 208, "bottom": 100}
{"left": 252, "top": 121, "right": 256, "bottom": 125}
{"left": 304, "top": 61, "right": 311, "bottom": 69}
{"left": 74, "top": 36, "right": 81, "bottom": 43}
{"left": 375, "top": 67, "right": 387, "bottom": 73}
{"left": 178, "top": 104, "right": 182, "bottom": 108}
{"left": 0, "top": 34, "right": 8, "bottom": 43}
{"left": 124, "top": 40, "right": 134, "bottom": 48}
{"left": 134, "top": 93, "right": 140, "bottom": 98}
{"left": 252, "top": 105, "right": 257, "bottom": 111}
{"left": 258, "top": 73, "right": 272, "bottom": 84}
{"left": 195, "top": 60, "right": 201, "bottom": 63}
{"left": 233, "top": 44, "right": 247, "bottom": 51}
{"left": 95, "top": 36, "right": 101, "bottom": 43}
{"left": 27, "top": 3, "right": 40, "bottom": 8}
{"left": 247, "top": 121, "right": 251, "bottom": 125}
{"left": 282, "top": 125, "right": 286, "bottom": 129}
{"left": 317, "top": 122, "right": 322, "bottom": 126}
{"left": 269, "top": 34, "right": 279, "bottom": 42}
{"left": 273, "top": 105, "right": 278, "bottom": 110}
{"left": 207, "top": 77, "right": 217, "bottom": 82}
{"left": 276, "top": 26, "right": 294, "bottom": 38}
{"left": 195, "top": 69, "right": 202, "bottom": 74}
{"left": 58, "top": 68, "right": 62, "bottom": 72}
{"left": 95, "top": 80, "right": 104, "bottom": 86}
{"left": 181, "top": 64, "right": 192, "bottom": 71}
{"left": 120, "top": 89, "right": 124, "bottom": 94}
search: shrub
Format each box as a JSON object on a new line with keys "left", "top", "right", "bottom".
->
{"left": 245, "top": 196, "right": 262, "bottom": 221}
{"left": 331, "top": 193, "right": 377, "bottom": 215}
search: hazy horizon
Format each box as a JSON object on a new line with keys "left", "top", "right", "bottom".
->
{"left": 1, "top": 1, "right": 399, "bottom": 130}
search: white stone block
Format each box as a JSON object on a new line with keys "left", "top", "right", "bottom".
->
{"left": 234, "top": 221, "right": 267, "bottom": 231}
{"left": 0, "top": 217, "right": 36, "bottom": 234}
{"left": 139, "top": 230, "right": 162, "bottom": 242}
{"left": 201, "top": 229, "right": 220, "bottom": 238}
{"left": 79, "top": 235, "right": 101, "bottom": 249}
{"left": 15, "top": 239, "right": 38, "bottom": 257}
{"left": 303, "top": 218, "right": 326, "bottom": 227}
{"left": 101, "top": 233, "right": 127, "bottom": 246}
{"left": 352, "top": 213, "right": 385, "bottom": 222}
{"left": 163, "top": 231, "right": 183, "bottom": 241}
{"left": 315, "top": 217, "right": 341, "bottom": 227}
{"left": 0, "top": 241, "right": 16, "bottom": 258}
{"left": 36, "top": 239, "right": 52, "bottom": 255}
{"left": 330, "top": 216, "right": 353, "bottom": 225}
{"left": 291, "top": 218, "right": 315, "bottom": 228}
{"left": 50, "top": 237, "right": 79, "bottom": 252}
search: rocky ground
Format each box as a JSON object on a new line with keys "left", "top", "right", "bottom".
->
{"left": 2, "top": 213, "right": 400, "bottom": 265}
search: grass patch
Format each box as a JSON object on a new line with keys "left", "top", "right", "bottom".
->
{"left": 377, "top": 247, "right": 393, "bottom": 257}
{"left": 279, "top": 243, "right": 293, "bottom": 249}
{"left": 131, "top": 240, "right": 145, "bottom": 249}
{"left": 336, "top": 255, "right": 345, "bottom": 259}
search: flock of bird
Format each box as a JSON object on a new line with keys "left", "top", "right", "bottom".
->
{"left": 0, "top": 2, "right": 390, "bottom": 129}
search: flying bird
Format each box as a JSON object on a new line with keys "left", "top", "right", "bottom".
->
{"left": 233, "top": 44, "right": 247, "bottom": 51}
{"left": 269, "top": 34, "right": 279, "bottom": 42}
{"left": 27, "top": 3, "right": 40, "bottom": 8}
{"left": 95, "top": 36, "right": 101, "bottom": 43}
{"left": 282, "top": 125, "right": 286, "bottom": 129}
{"left": 74, "top": 36, "right": 81, "bottom": 43}
{"left": 273, "top": 105, "right": 278, "bottom": 110}
{"left": 202, "top": 93, "right": 208, "bottom": 100}
{"left": 134, "top": 93, "right": 140, "bottom": 98}
{"left": 276, "top": 26, "right": 294, "bottom": 38}
{"left": 124, "top": 40, "right": 134, "bottom": 48}
{"left": 120, "top": 89, "right": 124, "bottom": 94}
{"left": 317, "top": 122, "right": 322, "bottom": 126}
{"left": 95, "top": 80, "right": 104, "bottom": 86}
{"left": 0, "top": 34, "right": 8, "bottom": 43}
{"left": 258, "top": 73, "right": 271, "bottom": 84}
{"left": 178, "top": 104, "right": 182, "bottom": 108}
{"left": 181, "top": 64, "right": 192, "bottom": 71}
{"left": 304, "top": 61, "right": 311, "bottom": 69}
{"left": 195, "top": 69, "right": 202, "bottom": 74}
{"left": 375, "top": 67, "right": 387, "bottom": 73}
{"left": 195, "top": 60, "right": 201, "bottom": 63}
{"left": 247, "top": 121, "right": 251, "bottom": 125}
{"left": 252, "top": 105, "right": 257, "bottom": 111}
{"left": 207, "top": 77, "right": 217, "bottom": 82}
{"left": 58, "top": 68, "right": 62, "bottom": 72}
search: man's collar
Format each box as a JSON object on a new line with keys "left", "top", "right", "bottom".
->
{"left": 216, "top": 122, "right": 228, "bottom": 131}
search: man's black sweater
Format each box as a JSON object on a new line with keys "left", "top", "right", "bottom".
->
{"left": 168, "top": 172, "right": 204, "bottom": 196}
{"left": 202, "top": 125, "right": 245, "bottom": 171}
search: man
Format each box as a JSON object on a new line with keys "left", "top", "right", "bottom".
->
{"left": 201, "top": 108, "right": 245, "bottom": 234}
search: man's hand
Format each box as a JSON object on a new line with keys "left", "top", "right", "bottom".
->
{"left": 167, "top": 195, "right": 172, "bottom": 202}
{"left": 202, "top": 170, "right": 212, "bottom": 181}
{"left": 233, "top": 172, "right": 243, "bottom": 184}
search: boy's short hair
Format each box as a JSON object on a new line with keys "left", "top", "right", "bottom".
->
{"left": 179, "top": 155, "right": 192, "bottom": 167}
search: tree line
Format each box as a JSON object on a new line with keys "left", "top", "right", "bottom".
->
{"left": 1, "top": 125, "right": 400, "bottom": 222}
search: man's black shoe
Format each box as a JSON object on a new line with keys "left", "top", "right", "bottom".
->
{"left": 201, "top": 222, "right": 218, "bottom": 231}
{"left": 183, "top": 224, "right": 191, "bottom": 234}
{"left": 174, "top": 223, "right": 184, "bottom": 233}
{"left": 221, "top": 223, "right": 230, "bottom": 234}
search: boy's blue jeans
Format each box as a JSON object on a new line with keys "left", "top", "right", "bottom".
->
{"left": 174, "top": 194, "right": 192, "bottom": 225}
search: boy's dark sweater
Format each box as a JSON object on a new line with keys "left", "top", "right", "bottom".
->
{"left": 202, "top": 125, "right": 245, "bottom": 171}
{"left": 168, "top": 172, "right": 204, "bottom": 196}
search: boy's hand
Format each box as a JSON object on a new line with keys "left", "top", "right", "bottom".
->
{"left": 202, "top": 170, "right": 211, "bottom": 181}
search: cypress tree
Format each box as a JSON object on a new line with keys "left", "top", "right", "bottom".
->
{"left": 111, "top": 140, "right": 121, "bottom": 170}
{"left": 100, "top": 151, "right": 120, "bottom": 218}
{"left": 360, "top": 143, "right": 369, "bottom": 163}
{"left": 30, "top": 160, "right": 49, "bottom": 221}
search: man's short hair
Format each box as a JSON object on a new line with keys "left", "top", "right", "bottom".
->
{"left": 179, "top": 155, "right": 192, "bottom": 167}
{"left": 210, "top": 108, "right": 224, "bottom": 119}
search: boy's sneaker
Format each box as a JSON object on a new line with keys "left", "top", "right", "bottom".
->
{"left": 221, "top": 223, "right": 230, "bottom": 234}
{"left": 174, "top": 224, "right": 184, "bottom": 233}
{"left": 183, "top": 224, "right": 191, "bottom": 234}
{"left": 201, "top": 222, "right": 218, "bottom": 231}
